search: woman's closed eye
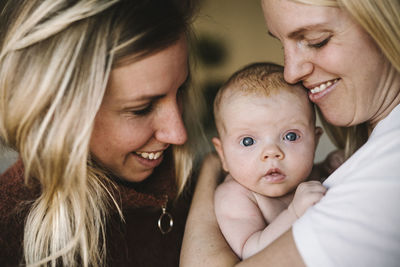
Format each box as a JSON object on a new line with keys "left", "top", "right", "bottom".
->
{"left": 131, "top": 103, "right": 154, "bottom": 116}
{"left": 308, "top": 36, "right": 331, "bottom": 48}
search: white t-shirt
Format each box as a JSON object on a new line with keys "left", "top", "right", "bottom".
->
{"left": 293, "top": 104, "right": 400, "bottom": 267}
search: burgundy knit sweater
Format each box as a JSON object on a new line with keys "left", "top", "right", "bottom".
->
{"left": 0, "top": 153, "right": 191, "bottom": 266}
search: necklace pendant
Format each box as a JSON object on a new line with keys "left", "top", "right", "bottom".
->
{"left": 158, "top": 195, "right": 174, "bottom": 234}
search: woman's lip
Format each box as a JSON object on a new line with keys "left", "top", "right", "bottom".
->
{"left": 135, "top": 150, "right": 163, "bottom": 160}
{"left": 305, "top": 78, "right": 339, "bottom": 90}
{"left": 134, "top": 145, "right": 169, "bottom": 159}
{"left": 308, "top": 79, "right": 340, "bottom": 103}
{"left": 132, "top": 152, "right": 164, "bottom": 168}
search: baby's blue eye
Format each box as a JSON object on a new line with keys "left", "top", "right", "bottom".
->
{"left": 240, "top": 137, "right": 255, "bottom": 147}
{"left": 284, "top": 132, "right": 299, "bottom": 141}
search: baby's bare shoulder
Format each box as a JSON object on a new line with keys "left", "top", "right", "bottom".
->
{"left": 252, "top": 192, "right": 291, "bottom": 223}
{"left": 216, "top": 175, "right": 253, "bottom": 199}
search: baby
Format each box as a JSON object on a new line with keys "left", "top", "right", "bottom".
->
{"left": 213, "top": 62, "right": 326, "bottom": 259}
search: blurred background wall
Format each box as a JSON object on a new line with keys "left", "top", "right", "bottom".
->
{"left": 0, "top": 0, "right": 335, "bottom": 174}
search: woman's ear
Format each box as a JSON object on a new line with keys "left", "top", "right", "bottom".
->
{"left": 315, "top": 126, "right": 324, "bottom": 147}
{"left": 212, "top": 137, "right": 229, "bottom": 172}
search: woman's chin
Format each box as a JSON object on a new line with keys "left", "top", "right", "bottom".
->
{"left": 318, "top": 108, "right": 355, "bottom": 127}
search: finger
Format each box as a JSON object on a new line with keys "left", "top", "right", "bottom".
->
{"left": 297, "top": 182, "right": 327, "bottom": 194}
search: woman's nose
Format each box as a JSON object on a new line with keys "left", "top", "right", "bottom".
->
{"left": 283, "top": 45, "right": 313, "bottom": 84}
{"left": 154, "top": 101, "right": 187, "bottom": 145}
{"left": 261, "top": 144, "right": 284, "bottom": 161}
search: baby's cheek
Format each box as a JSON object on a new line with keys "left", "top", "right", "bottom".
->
{"left": 233, "top": 167, "right": 256, "bottom": 186}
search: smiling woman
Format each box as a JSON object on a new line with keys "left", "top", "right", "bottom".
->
{"left": 263, "top": 1, "right": 390, "bottom": 129}
{"left": 90, "top": 38, "right": 189, "bottom": 183}
{"left": 0, "top": 0, "right": 207, "bottom": 266}
{"left": 180, "top": 0, "right": 400, "bottom": 266}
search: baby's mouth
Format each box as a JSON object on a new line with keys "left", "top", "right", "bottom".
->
{"left": 264, "top": 168, "right": 286, "bottom": 183}
{"left": 266, "top": 168, "right": 283, "bottom": 175}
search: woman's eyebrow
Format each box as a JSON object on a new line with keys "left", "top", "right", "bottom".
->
{"left": 115, "top": 93, "right": 165, "bottom": 106}
{"left": 135, "top": 94, "right": 165, "bottom": 101}
{"left": 268, "top": 23, "right": 330, "bottom": 40}
{"left": 288, "top": 24, "right": 329, "bottom": 39}
{"left": 116, "top": 71, "right": 190, "bottom": 105}
{"left": 267, "top": 26, "right": 322, "bottom": 40}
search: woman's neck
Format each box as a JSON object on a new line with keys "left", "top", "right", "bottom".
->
{"left": 368, "top": 64, "right": 400, "bottom": 132}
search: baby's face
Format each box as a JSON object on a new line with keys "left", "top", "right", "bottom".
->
{"left": 215, "top": 87, "right": 319, "bottom": 197}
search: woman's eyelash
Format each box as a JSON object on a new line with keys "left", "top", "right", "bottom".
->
{"left": 309, "top": 37, "right": 331, "bottom": 48}
{"left": 131, "top": 104, "right": 154, "bottom": 116}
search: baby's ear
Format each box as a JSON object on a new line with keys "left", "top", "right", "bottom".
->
{"left": 212, "top": 137, "right": 229, "bottom": 172}
{"left": 314, "top": 126, "right": 323, "bottom": 147}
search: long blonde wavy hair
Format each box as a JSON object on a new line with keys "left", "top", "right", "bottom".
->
{"left": 293, "top": 0, "right": 400, "bottom": 159}
{"left": 0, "top": 0, "right": 205, "bottom": 266}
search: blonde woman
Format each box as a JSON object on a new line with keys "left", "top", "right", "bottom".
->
{"left": 0, "top": 0, "right": 207, "bottom": 266}
{"left": 181, "top": 0, "right": 400, "bottom": 266}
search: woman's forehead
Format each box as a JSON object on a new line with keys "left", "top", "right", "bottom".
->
{"left": 103, "top": 39, "right": 188, "bottom": 103}
{"left": 262, "top": 0, "right": 341, "bottom": 38}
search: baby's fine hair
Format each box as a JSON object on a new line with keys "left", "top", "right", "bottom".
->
{"left": 213, "top": 62, "right": 312, "bottom": 134}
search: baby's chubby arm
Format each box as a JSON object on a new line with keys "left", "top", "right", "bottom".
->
{"left": 215, "top": 178, "right": 327, "bottom": 260}
{"left": 214, "top": 176, "right": 267, "bottom": 259}
{"left": 245, "top": 181, "right": 326, "bottom": 259}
